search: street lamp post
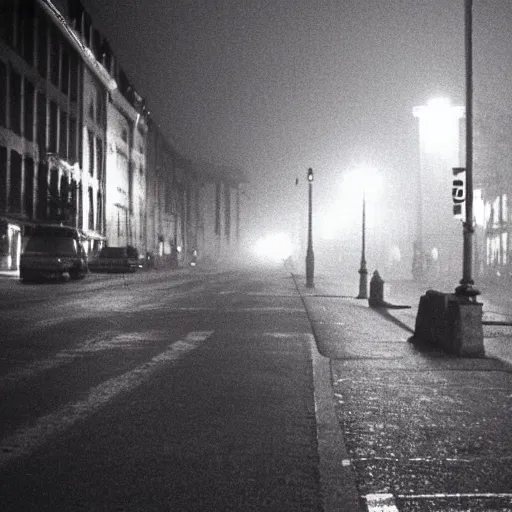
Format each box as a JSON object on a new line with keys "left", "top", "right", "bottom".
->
{"left": 356, "top": 190, "right": 368, "bottom": 299}
{"left": 456, "top": 0, "right": 479, "bottom": 298}
{"left": 305, "top": 167, "right": 314, "bottom": 288}
{"left": 412, "top": 0, "right": 484, "bottom": 357}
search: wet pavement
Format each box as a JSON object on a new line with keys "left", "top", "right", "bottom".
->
{"left": 0, "top": 267, "right": 327, "bottom": 512}
{"left": 295, "top": 271, "right": 512, "bottom": 511}
{"left": 1, "top": 266, "right": 511, "bottom": 510}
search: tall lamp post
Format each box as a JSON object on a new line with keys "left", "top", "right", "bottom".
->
{"left": 356, "top": 189, "right": 368, "bottom": 299}
{"left": 412, "top": 0, "right": 483, "bottom": 357}
{"left": 343, "top": 166, "right": 379, "bottom": 299}
{"left": 305, "top": 167, "right": 314, "bottom": 288}
{"left": 456, "top": 0, "right": 479, "bottom": 298}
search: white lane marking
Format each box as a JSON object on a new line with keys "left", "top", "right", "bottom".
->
{"left": 169, "top": 307, "right": 303, "bottom": 313}
{"left": 262, "top": 332, "right": 303, "bottom": 338}
{"left": 0, "top": 331, "right": 213, "bottom": 469}
{"left": 398, "top": 492, "right": 512, "bottom": 500}
{"left": 246, "top": 292, "right": 297, "bottom": 297}
{"left": 2, "top": 330, "right": 169, "bottom": 384}
{"left": 172, "top": 307, "right": 217, "bottom": 311}
{"left": 228, "top": 307, "right": 303, "bottom": 313}
{"left": 365, "top": 493, "right": 399, "bottom": 512}
{"left": 367, "top": 491, "right": 512, "bottom": 510}
{"left": 356, "top": 455, "right": 512, "bottom": 463}
{"left": 160, "top": 306, "right": 304, "bottom": 313}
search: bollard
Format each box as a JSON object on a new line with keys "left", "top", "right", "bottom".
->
{"left": 369, "top": 270, "right": 384, "bottom": 307}
{"left": 368, "top": 270, "right": 411, "bottom": 310}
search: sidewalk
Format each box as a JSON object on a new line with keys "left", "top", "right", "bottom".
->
{"left": 297, "top": 270, "right": 512, "bottom": 367}
{"left": 294, "top": 271, "right": 512, "bottom": 511}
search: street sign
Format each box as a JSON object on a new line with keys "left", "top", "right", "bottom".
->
{"left": 452, "top": 167, "right": 465, "bottom": 218}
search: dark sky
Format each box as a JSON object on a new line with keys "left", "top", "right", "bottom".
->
{"left": 81, "top": 0, "right": 512, "bottom": 241}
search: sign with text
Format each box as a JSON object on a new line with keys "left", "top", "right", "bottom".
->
{"left": 452, "top": 167, "right": 465, "bottom": 219}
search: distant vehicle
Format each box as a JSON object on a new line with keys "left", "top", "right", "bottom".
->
{"left": 88, "top": 246, "right": 141, "bottom": 273}
{"left": 20, "top": 225, "right": 89, "bottom": 282}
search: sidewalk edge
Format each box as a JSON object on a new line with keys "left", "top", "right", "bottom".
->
{"left": 309, "top": 335, "right": 362, "bottom": 512}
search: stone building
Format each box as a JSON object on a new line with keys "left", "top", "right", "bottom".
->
{"left": 473, "top": 103, "right": 512, "bottom": 283}
{"left": 194, "top": 162, "right": 246, "bottom": 265}
{"left": 0, "top": 0, "right": 97, "bottom": 268}
{"left": 0, "top": 0, "right": 245, "bottom": 272}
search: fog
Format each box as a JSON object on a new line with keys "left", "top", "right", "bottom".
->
{"left": 82, "top": 0, "right": 512, "bottom": 277}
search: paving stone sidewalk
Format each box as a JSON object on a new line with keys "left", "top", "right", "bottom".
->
{"left": 295, "top": 271, "right": 512, "bottom": 511}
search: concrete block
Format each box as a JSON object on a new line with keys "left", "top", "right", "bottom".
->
{"left": 414, "top": 290, "right": 484, "bottom": 357}
{"left": 414, "top": 290, "right": 453, "bottom": 347}
{"left": 446, "top": 299, "right": 485, "bottom": 357}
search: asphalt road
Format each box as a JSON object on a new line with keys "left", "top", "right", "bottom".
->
{"left": 4, "top": 266, "right": 511, "bottom": 512}
{"left": 0, "top": 267, "right": 323, "bottom": 511}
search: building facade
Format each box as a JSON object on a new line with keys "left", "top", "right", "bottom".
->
{"left": 0, "top": 0, "right": 245, "bottom": 272}
{"left": 410, "top": 97, "right": 512, "bottom": 286}
{"left": 0, "top": 0, "right": 91, "bottom": 268}
{"left": 473, "top": 104, "right": 512, "bottom": 283}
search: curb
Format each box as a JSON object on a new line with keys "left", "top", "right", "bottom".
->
{"left": 309, "top": 335, "right": 362, "bottom": 512}
{"left": 291, "top": 273, "right": 362, "bottom": 511}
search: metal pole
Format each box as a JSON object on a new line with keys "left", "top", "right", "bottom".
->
{"left": 415, "top": 135, "right": 425, "bottom": 280}
{"left": 456, "top": 0, "right": 479, "bottom": 298}
{"left": 306, "top": 168, "right": 314, "bottom": 288}
{"left": 357, "top": 190, "right": 368, "bottom": 299}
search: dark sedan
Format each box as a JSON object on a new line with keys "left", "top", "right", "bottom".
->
{"left": 88, "top": 246, "right": 142, "bottom": 273}
{"left": 20, "top": 225, "right": 89, "bottom": 282}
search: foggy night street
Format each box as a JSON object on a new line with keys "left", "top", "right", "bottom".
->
{"left": 0, "top": 267, "right": 323, "bottom": 511}
{"left": 3, "top": 0, "right": 512, "bottom": 510}
{"left": 0, "top": 266, "right": 511, "bottom": 511}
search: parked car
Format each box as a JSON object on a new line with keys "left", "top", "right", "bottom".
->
{"left": 20, "top": 225, "right": 89, "bottom": 282}
{"left": 88, "top": 246, "right": 141, "bottom": 273}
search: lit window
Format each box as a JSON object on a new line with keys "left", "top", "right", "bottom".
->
{"left": 502, "top": 232, "right": 508, "bottom": 266}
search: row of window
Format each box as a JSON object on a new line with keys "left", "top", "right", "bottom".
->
{"left": 486, "top": 194, "right": 509, "bottom": 229}
{"left": 87, "top": 129, "right": 104, "bottom": 180}
{"left": 0, "top": 60, "right": 81, "bottom": 163}
{"left": 0, "top": 1, "right": 193, "bottom": 246}
{"left": 0, "top": 59, "right": 107, "bottom": 181}
{"left": 0, "top": 145, "right": 103, "bottom": 232}
{"left": 214, "top": 183, "right": 231, "bottom": 240}
{"left": 487, "top": 233, "right": 509, "bottom": 267}
{"left": 0, "top": 0, "right": 144, "bottom": 112}
{"left": 0, "top": 0, "right": 80, "bottom": 101}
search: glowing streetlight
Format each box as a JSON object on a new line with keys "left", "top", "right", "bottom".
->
{"left": 254, "top": 233, "right": 293, "bottom": 262}
{"left": 413, "top": 98, "right": 463, "bottom": 156}
{"left": 413, "top": 97, "right": 464, "bottom": 280}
